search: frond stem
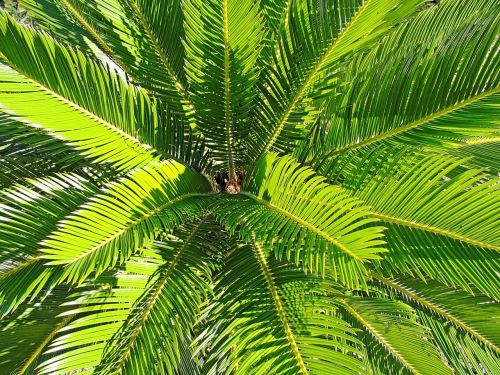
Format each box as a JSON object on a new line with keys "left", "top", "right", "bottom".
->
{"left": 370, "top": 211, "right": 500, "bottom": 252}
{"left": 222, "top": 0, "right": 236, "bottom": 181}
{"left": 340, "top": 298, "right": 420, "bottom": 375}
{"left": 251, "top": 238, "right": 308, "bottom": 374}
{"left": 256, "top": 0, "right": 373, "bottom": 158}
{"left": 371, "top": 274, "right": 500, "bottom": 353}
{"left": 242, "top": 192, "right": 361, "bottom": 261}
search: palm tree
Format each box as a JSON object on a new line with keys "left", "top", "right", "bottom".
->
{"left": 0, "top": 0, "right": 498, "bottom": 373}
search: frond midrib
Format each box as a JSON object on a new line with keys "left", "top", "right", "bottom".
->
{"left": 324, "top": 87, "right": 500, "bottom": 158}
{"left": 257, "top": 0, "right": 373, "bottom": 158}
{"left": 341, "top": 298, "right": 421, "bottom": 375}
{"left": 126, "top": 0, "right": 192, "bottom": 106}
{"left": 372, "top": 274, "right": 500, "bottom": 353}
{"left": 370, "top": 211, "right": 500, "bottom": 252}
{"left": 59, "top": 0, "right": 134, "bottom": 78}
{"left": 242, "top": 192, "right": 361, "bottom": 261}
{"left": 111, "top": 219, "right": 205, "bottom": 371}
{"left": 18, "top": 314, "right": 75, "bottom": 375}
{"left": 222, "top": 0, "right": 236, "bottom": 180}
{"left": 55, "top": 192, "right": 214, "bottom": 266}
{"left": 0, "top": 51, "right": 155, "bottom": 155}
{"left": 251, "top": 239, "right": 308, "bottom": 374}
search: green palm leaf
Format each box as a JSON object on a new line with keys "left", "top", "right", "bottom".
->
{"left": 35, "top": 247, "right": 165, "bottom": 374}
{"left": 0, "top": 12, "right": 159, "bottom": 171}
{"left": 0, "top": 173, "right": 98, "bottom": 316}
{"left": 216, "top": 153, "right": 385, "bottom": 289}
{"left": 309, "top": 1, "right": 499, "bottom": 166}
{"left": 35, "top": 221, "right": 221, "bottom": 374}
{"left": 20, "top": 0, "right": 192, "bottom": 114}
{"left": 0, "top": 287, "right": 71, "bottom": 374}
{"left": 40, "top": 160, "right": 211, "bottom": 283}
{"left": 340, "top": 150, "right": 500, "bottom": 297}
{"left": 247, "top": 0, "right": 423, "bottom": 160}
{"left": 96, "top": 219, "right": 221, "bottom": 374}
{"left": 340, "top": 296, "right": 452, "bottom": 374}
{"left": 183, "top": 0, "right": 265, "bottom": 179}
{"left": 0, "top": 0, "right": 498, "bottom": 373}
{"left": 196, "top": 241, "right": 366, "bottom": 374}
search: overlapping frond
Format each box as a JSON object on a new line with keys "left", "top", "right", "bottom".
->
{"left": 247, "top": 0, "right": 423, "bottom": 160}
{"left": 35, "top": 248, "right": 165, "bottom": 374}
{"left": 183, "top": 0, "right": 265, "bottom": 177}
{"left": 35, "top": 221, "right": 222, "bottom": 374}
{"left": 0, "top": 0, "right": 497, "bottom": 373}
{"left": 340, "top": 149, "right": 500, "bottom": 297}
{"left": 96, "top": 219, "right": 222, "bottom": 374}
{"left": 19, "top": 0, "right": 97, "bottom": 53}
{"left": 308, "top": 1, "right": 499, "bottom": 165}
{"left": 0, "top": 287, "right": 71, "bottom": 374}
{"left": 372, "top": 276, "right": 499, "bottom": 374}
{"left": 0, "top": 173, "right": 98, "bottom": 316}
{"left": 0, "top": 113, "right": 113, "bottom": 187}
{"left": 373, "top": 276, "right": 499, "bottom": 353}
{"left": 20, "top": 0, "right": 192, "bottom": 115}
{"left": 0, "top": 161, "right": 211, "bottom": 317}
{"left": 196, "top": 241, "right": 366, "bottom": 374}
{"left": 0, "top": 12, "right": 159, "bottom": 171}
{"left": 40, "top": 160, "right": 211, "bottom": 284}
{"left": 340, "top": 296, "right": 452, "bottom": 374}
{"left": 215, "top": 153, "right": 385, "bottom": 289}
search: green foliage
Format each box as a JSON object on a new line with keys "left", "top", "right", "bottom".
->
{"left": 0, "top": 0, "right": 498, "bottom": 374}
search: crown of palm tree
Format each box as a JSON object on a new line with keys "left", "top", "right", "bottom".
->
{"left": 0, "top": 0, "right": 498, "bottom": 374}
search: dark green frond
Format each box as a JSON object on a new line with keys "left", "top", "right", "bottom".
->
{"left": 340, "top": 296, "right": 452, "bottom": 375}
{"left": 21, "top": 0, "right": 191, "bottom": 114}
{"left": 333, "top": 148, "right": 500, "bottom": 297}
{"left": 96, "top": 219, "right": 222, "bottom": 374}
{"left": 308, "top": 1, "right": 499, "bottom": 165}
{"left": 0, "top": 287, "right": 71, "bottom": 374}
{"left": 248, "top": 0, "right": 423, "bottom": 160}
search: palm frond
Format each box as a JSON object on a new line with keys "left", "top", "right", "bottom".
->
{"left": 20, "top": 0, "right": 98, "bottom": 54}
{"left": 0, "top": 12, "right": 159, "bottom": 171}
{"left": 40, "top": 161, "right": 211, "bottom": 284}
{"left": 183, "top": 0, "right": 265, "bottom": 178}
{"left": 215, "top": 153, "right": 386, "bottom": 289}
{"left": 247, "top": 0, "right": 423, "bottom": 160}
{"left": 196, "top": 241, "right": 366, "bottom": 374}
{"left": 35, "top": 247, "right": 165, "bottom": 374}
{"left": 0, "top": 174, "right": 98, "bottom": 316}
{"left": 0, "top": 161, "right": 211, "bottom": 316}
{"left": 331, "top": 148, "right": 500, "bottom": 297}
{"left": 0, "top": 114, "right": 112, "bottom": 188}
{"left": 96, "top": 219, "right": 222, "bottom": 374}
{"left": 0, "top": 287, "right": 71, "bottom": 374}
{"left": 340, "top": 296, "right": 452, "bottom": 374}
{"left": 21, "top": 0, "right": 192, "bottom": 115}
{"left": 308, "top": 2, "right": 499, "bottom": 165}
{"left": 34, "top": 220, "right": 222, "bottom": 374}
{"left": 372, "top": 276, "right": 499, "bottom": 354}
